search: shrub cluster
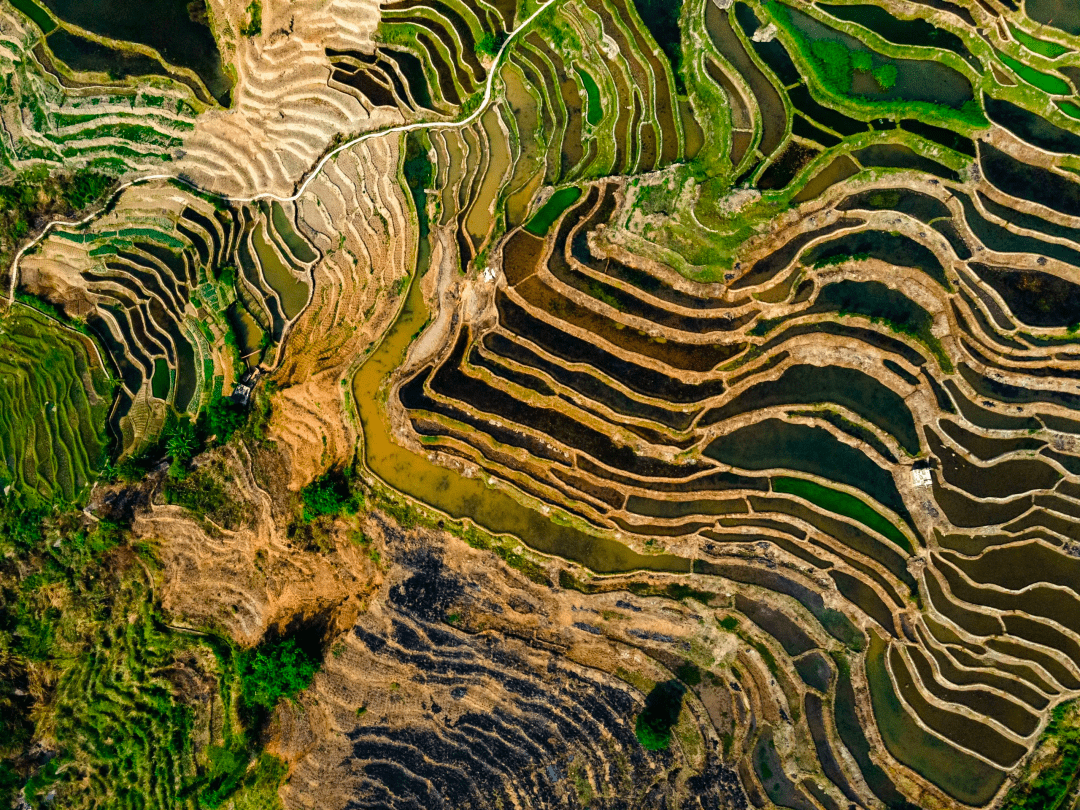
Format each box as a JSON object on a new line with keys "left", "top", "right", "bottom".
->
{"left": 474, "top": 31, "right": 508, "bottom": 58}
{"left": 238, "top": 637, "right": 321, "bottom": 721}
{"left": 240, "top": 0, "right": 261, "bottom": 36}
{"left": 300, "top": 469, "right": 362, "bottom": 522}
{"left": 635, "top": 680, "right": 687, "bottom": 751}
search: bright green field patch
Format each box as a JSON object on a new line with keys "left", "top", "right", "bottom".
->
{"left": 57, "top": 227, "right": 186, "bottom": 250}
{"left": 152, "top": 358, "right": 171, "bottom": 400}
{"left": 1058, "top": 100, "right": 1080, "bottom": 120}
{"left": 524, "top": 187, "right": 582, "bottom": 235}
{"left": 999, "top": 53, "right": 1072, "bottom": 94}
{"left": 774, "top": 476, "right": 913, "bottom": 553}
{"left": 0, "top": 309, "right": 110, "bottom": 503}
{"left": 114, "top": 227, "right": 186, "bottom": 248}
{"left": 576, "top": 68, "right": 603, "bottom": 126}
{"left": 1002, "top": 699, "right": 1080, "bottom": 810}
{"left": 1009, "top": 25, "right": 1070, "bottom": 59}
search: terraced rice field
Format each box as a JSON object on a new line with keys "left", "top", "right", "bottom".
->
{"left": 341, "top": 0, "right": 1080, "bottom": 806}
{"left": 8, "top": 0, "right": 1080, "bottom": 805}
{"left": 0, "top": 306, "right": 109, "bottom": 501}
{"left": 19, "top": 189, "right": 319, "bottom": 453}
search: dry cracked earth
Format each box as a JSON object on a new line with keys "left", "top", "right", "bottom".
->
{"left": 5, "top": 0, "right": 1080, "bottom": 807}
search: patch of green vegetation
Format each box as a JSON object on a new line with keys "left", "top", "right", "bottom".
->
{"left": 475, "top": 31, "right": 508, "bottom": 58}
{"left": 9, "top": 0, "right": 57, "bottom": 33}
{"left": 999, "top": 53, "right": 1072, "bottom": 95}
{"left": 558, "top": 568, "right": 597, "bottom": 593}
{"left": 808, "top": 39, "right": 859, "bottom": 94}
{"left": 586, "top": 280, "right": 624, "bottom": 311}
{"left": 72, "top": 123, "right": 185, "bottom": 148}
{"left": 1003, "top": 700, "right": 1080, "bottom": 810}
{"left": 626, "top": 581, "right": 715, "bottom": 604}
{"left": 1009, "top": 25, "right": 1070, "bottom": 59}
{"left": 718, "top": 615, "right": 739, "bottom": 632}
{"left": 814, "top": 251, "right": 873, "bottom": 269}
{"left": 823, "top": 609, "right": 865, "bottom": 651}
{"left": 238, "top": 637, "right": 320, "bottom": 721}
{"left": 12, "top": 292, "right": 93, "bottom": 337}
{"left": 164, "top": 457, "right": 252, "bottom": 529}
{"left": 662, "top": 172, "right": 788, "bottom": 276}
{"left": 676, "top": 661, "right": 702, "bottom": 687}
{"left": 0, "top": 487, "right": 312, "bottom": 810}
{"left": 202, "top": 393, "right": 249, "bottom": 444}
{"left": 571, "top": 762, "right": 594, "bottom": 805}
{"left": 802, "top": 36, "right": 899, "bottom": 96}
{"left": 739, "top": 630, "right": 780, "bottom": 677}
{"left": 166, "top": 416, "right": 198, "bottom": 470}
{"left": 756, "top": 737, "right": 774, "bottom": 781}
{"left": 576, "top": 68, "right": 603, "bottom": 126}
{"left": 766, "top": 1, "right": 986, "bottom": 127}
{"left": 300, "top": 469, "right": 363, "bottom": 522}
{"left": 524, "top": 187, "right": 582, "bottom": 235}
{"left": 665, "top": 583, "right": 715, "bottom": 604}
{"left": 402, "top": 130, "right": 434, "bottom": 239}
{"left": 460, "top": 90, "right": 484, "bottom": 115}
{"left": 635, "top": 680, "right": 686, "bottom": 750}
{"left": 241, "top": 0, "right": 262, "bottom": 37}
{"left": 1059, "top": 101, "right": 1080, "bottom": 120}
{"left": 116, "top": 375, "right": 272, "bottom": 484}
{"left": 873, "top": 64, "right": 898, "bottom": 90}
{"left": 774, "top": 476, "right": 913, "bottom": 553}
{"left": 0, "top": 308, "right": 111, "bottom": 502}
{"left": 749, "top": 316, "right": 786, "bottom": 336}
{"left": 203, "top": 752, "right": 287, "bottom": 810}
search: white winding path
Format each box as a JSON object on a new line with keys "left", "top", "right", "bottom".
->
{"left": 6, "top": 0, "right": 557, "bottom": 303}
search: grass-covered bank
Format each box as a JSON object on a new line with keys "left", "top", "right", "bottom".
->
{"left": 1003, "top": 700, "right": 1080, "bottom": 810}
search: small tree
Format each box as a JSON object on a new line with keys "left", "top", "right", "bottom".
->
{"left": 166, "top": 420, "right": 198, "bottom": 479}
{"left": 240, "top": 0, "right": 261, "bottom": 36}
{"left": 873, "top": 65, "right": 898, "bottom": 90}
{"left": 300, "top": 470, "right": 360, "bottom": 522}
{"left": 635, "top": 680, "right": 686, "bottom": 751}
{"left": 238, "top": 637, "right": 319, "bottom": 719}
{"left": 475, "top": 31, "right": 508, "bottom": 58}
{"left": 202, "top": 395, "right": 246, "bottom": 444}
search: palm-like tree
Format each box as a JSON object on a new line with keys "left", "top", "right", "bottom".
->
{"left": 166, "top": 422, "right": 197, "bottom": 461}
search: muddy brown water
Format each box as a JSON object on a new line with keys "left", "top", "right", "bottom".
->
{"left": 251, "top": 221, "right": 310, "bottom": 321}
{"left": 465, "top": 106, "right": 511, "bottom": 242}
